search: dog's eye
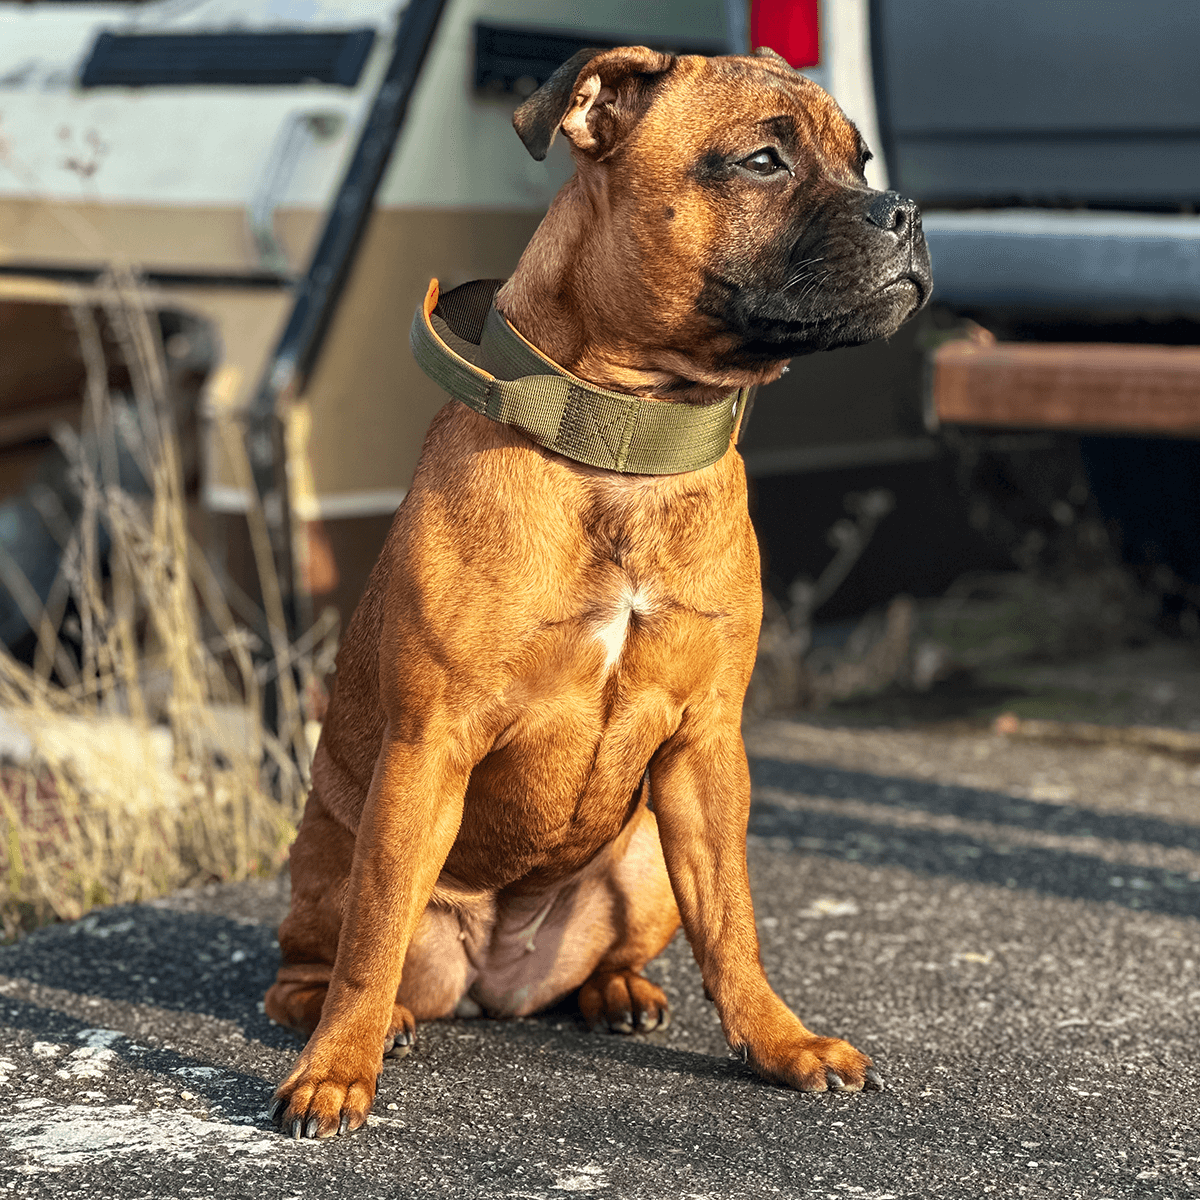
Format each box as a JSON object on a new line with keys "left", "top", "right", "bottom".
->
{"left": 740, "top": 148, "right": 787, "bottom": 176}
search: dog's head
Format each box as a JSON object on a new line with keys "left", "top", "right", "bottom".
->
{"left": 513, "top": 46, "right": 931, "bottom": 383}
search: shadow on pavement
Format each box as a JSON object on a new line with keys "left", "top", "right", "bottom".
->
{"left": 3, "top": 754, "right": 1196, "bottom": 1111}
{"left": 0, "top": 990, "right": 275, "bottom": 1122}
{"left": 0, "top": 907, "right": 754, "bottom": 1119}
{"left": 0, "top": 907, "right": 292, "bottom": 1047}
{"left": 502, "top": 1010, "right": 745, "bottom": 1085}
{"left": 749, "top": 757, "right": 1200, "bottom": 919}
{"left": 0, "top": 909, "right": 742, "bottom": 1094}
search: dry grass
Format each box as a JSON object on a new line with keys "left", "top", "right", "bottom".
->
{"left": 746, "top": 489, "right": 915, "bottom": 713}
{"left": 0, "top": 271, "right": 334, "bottom": 940}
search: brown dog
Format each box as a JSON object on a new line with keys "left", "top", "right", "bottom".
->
{"left": 266, "top": 45, "right": 930, "bottom": 1138}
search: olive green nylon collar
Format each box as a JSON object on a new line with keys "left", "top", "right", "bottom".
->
{"left": 409, "top": 278, "right": 747, "bottom": 475}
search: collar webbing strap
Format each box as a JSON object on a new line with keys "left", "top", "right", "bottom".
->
{"left": 409, "top": 278, "right": 746, "bottom": 475}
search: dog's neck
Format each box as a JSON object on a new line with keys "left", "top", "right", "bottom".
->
{"left": 496, "top": 177, "right": 785, "bottom": 406}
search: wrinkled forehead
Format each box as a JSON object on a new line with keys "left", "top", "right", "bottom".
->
{"left": 634, "top": 54, "right": 863, "bottom": 164}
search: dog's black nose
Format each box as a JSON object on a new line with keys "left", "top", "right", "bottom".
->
{"left": 866, "top": 190, "right": 918, "bottom": 236}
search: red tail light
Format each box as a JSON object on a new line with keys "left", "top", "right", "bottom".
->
{"left": 751, "top": 0, "right": 820, "bottom": 68}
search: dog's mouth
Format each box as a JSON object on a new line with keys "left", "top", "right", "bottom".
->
{"left": 877, "top": 271, "right": 929, "bottom": 311}
{"left": 696, "top": 215, "right": 933, "bottom": 362}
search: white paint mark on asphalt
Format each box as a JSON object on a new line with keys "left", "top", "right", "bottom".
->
{"left": 3, "top": 1104, "right": 277, "bottom": 1169}
{"left": 30, "top": 1043, "right": 62, "bottom": 1059}
{"left": 224, "top": 1111, "right": 272, "bottom": 1126}
{"left": 175, "top": 1067, "right": 220, "bottom": 1080}
{"left": 551, "top": 1163, "right": 607, "bottom": 1192}
{"left": 798, "top": 897, "right": 860, "bottom": 918}
{"left": 76, "top": 1028, "right": 124, "bottom": 1051}
{"left": 54, "top": 1047, "right": 118, "bottom": 1081}
{"left": 0, "top": 1059, "right": 15, "bottom": 1085}
{"left": 808, "top": 1192, "right": 896, "bottom": 1200}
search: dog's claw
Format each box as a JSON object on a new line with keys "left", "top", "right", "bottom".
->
{"left": 290, "top": 1117, "right": 303, "bottom": 1141}
{"left": 579, "top": 970, "right": 669, "bottom": 1037}
{"left": 268, "top": 1097, "right": 286, "bottom": 1126}
{"left": 865, "top": 1067, "right": 885, "bottom": 1091}
{"left": 383, "top": 1016, "right": 416, "bottom": 1058}
{"left": 338, "top": 1112, "right": 351, "bottom": 1136}
{"left": 825, "top": 1069, "right": 846, "bottom": 1091}
{"left": 304, "top": 1115, "right": 323, "bottom": 1139}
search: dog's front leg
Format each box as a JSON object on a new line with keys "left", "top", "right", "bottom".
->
{"left": 271, "top": 733, "right": 468, "bottom": 1137}
{"left": 651, "top": 709, "right": 880, "bottom": 1093}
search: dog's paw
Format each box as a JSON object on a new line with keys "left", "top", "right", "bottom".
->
{"left": 382, "top": 1003, "right": 418, "bottom": 1059}
{"left": 738, "top": 1033, "right": 882, "bottom": 1093}
{"left": 579, "top": 970, "right": 670, "bottom": 1034}
{"left": 270, "top": 1046, "right": 380, "bottom": 1139}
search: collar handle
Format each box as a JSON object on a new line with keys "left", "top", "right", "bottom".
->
{"left": 410, "top": 279, "right": 745, "bottom": 475}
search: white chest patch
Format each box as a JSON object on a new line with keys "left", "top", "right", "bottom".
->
{"left": 594, "top": 586, "right": 650, "bottom": 671}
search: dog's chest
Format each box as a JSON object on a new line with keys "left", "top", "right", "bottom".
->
{"left": 497, "top": 571, "right": 711, "bottom": 761}
{"left": 445, "top": 575, "right": 720, "bottom": 884}
{"left": 590, "top": 581, "right": 651, "bottom": 672}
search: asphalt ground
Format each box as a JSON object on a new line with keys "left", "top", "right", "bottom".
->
{"left": 1, "top": 719, "right": 1198, "bottom": 1199}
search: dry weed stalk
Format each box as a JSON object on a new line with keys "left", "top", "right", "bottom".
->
{"left": 746, "top": 489, "right": 919, "bottom": 713}
{"left": 0, "top": 270, "right": 334, "bottom": 939}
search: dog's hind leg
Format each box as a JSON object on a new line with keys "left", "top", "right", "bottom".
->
{"left": 575, "top": 805, "right": 680, "bottom": 1034}
{"left": 469, "top": 801, "right": 680, "bottom": 1031}
{"left": 265, "top": 794, "right": 354, "bottom": 1038}
{"left": 394, "top": 900, "right": 483, "bottom": 1023}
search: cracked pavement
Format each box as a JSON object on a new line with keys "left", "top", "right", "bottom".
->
{"left": 1, "top": 718, "right": 1198, "bottom": 1198}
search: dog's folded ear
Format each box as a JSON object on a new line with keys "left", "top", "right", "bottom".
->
{"left": 753, "top": 46, "right": 794, "bottom": 69}
{"left": 513, "top": 46, "right": 676, "bottom": 162}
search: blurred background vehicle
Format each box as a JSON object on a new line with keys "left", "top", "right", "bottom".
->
{"left": 1, "top": 0, "right": 1198, "bottom": 706}
{"left": 0, "top": 0, "right": 730, "bottom": 650}
{"left": 748, "top": 0, "right": 1200, "bottom": 634}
